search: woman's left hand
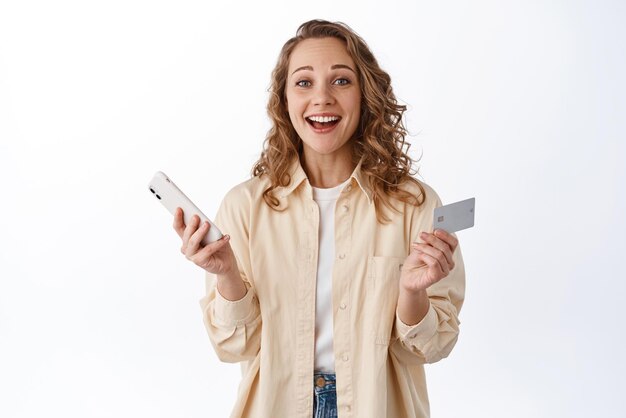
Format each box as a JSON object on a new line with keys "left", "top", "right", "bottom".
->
{"left": 400, "top": 229, "right": 458, "bottom": 293}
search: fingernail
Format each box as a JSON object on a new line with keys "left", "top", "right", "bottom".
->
{"left": 420, "top": 232, "right": 427, "bottom": 238}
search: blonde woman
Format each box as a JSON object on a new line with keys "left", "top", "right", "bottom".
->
{"left": 173, "top": 19, "right": 465, "bottom": 418}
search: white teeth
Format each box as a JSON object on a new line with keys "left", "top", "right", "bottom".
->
{"left": 308, "top": 115, "right": 340, "bottom": 123}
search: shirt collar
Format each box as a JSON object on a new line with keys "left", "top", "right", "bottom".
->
{"left": 350, "top": 158, "right": 373, "bottom": 204}
{"left": 278, "top": 156, "right": 373, "bottom": 204}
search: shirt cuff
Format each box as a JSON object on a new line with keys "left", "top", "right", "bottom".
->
{"left": 395, "top": 303, "right": 438, "bottom": 347}
{"left": 211, "top": 286, "right": 257, "bottom": 327}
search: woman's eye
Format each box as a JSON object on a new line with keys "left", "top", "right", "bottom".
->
{"left": 296, "top": 80, "right": 311, "bottom": 87}
{"left": 333, "top": 78, "right": 350, "bottom": 86}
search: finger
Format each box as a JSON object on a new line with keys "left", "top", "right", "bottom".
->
{"left": 419, "top": 232, "right": 454, "bottom": 267}
{"left": 417, "top": 250, "right": 449, "bottom": 279}
{"left": 186, "top": 221, "right": 210, "bottom": 256}
{"left": 412, "top": 243, "right": 448, "bottom": 274}
{"left": 407, "top": 246, "right": 428, "bottom": 268}
{"left": 191, "top": 234, "right": 231, "bottom": 265}
{"left": 412, "top": 242, "right": 452, "bottom": 274}
{"left": 181, "top": 215, "right": 201, "bottom": 252}
{"left": 413, "top": 237, "right": 452, "bottom": 268}
{"left": 433, "top": 229, "right": 459, "bottom": 251}
{"left": 173, "top": 207, "right": 186, "bottom": 238}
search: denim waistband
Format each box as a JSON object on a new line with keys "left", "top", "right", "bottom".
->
{"left": 314, "top": 372, "right": 336, "bottom": 389}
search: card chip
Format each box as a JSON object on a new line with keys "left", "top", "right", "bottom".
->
{"left": 438, "top": 216, "right": 444, "bottom": 222}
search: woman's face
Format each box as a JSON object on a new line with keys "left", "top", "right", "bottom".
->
{"left": 285, "top": 37, "right": 361, "bottom": 161}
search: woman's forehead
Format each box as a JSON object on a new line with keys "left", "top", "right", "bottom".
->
{"left": 288, "top": 37, "right": 355, "bottom": 73}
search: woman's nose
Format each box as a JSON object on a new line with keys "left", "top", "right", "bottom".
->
{"left": 312, "top": 84, "right": 335, "bottom": 106}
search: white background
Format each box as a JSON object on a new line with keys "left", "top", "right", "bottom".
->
{"left": 1, "top": 0, "right": 625, "bottom": 417}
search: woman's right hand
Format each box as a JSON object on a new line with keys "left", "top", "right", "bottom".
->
{"left": 173, "top": 207, "right": 236, "bottom": 275}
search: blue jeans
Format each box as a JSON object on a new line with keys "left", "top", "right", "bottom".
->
{"left": 313, "top": 372, "right": 337, "bottom": 418}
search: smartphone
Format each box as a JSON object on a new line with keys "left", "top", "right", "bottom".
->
{"left": 433, "top": 197, "right": 475, "bottom": 233}
{"left": 148, "top": 171, "right": 223, "bottom": 245}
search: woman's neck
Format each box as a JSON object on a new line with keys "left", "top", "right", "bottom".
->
{"left": 300, "top": 149, "right": 355, "bottom": 189}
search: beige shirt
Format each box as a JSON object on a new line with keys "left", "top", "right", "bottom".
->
{"left": 199, "top": 159, "right": 465, "bottom": 418}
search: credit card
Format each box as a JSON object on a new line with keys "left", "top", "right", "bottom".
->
{"left": 433, "top": 197, "right": 475, "bottom": 233}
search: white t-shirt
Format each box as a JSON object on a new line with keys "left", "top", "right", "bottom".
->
{"left": 311, "top": 179, "right": 350, "bottom": 373}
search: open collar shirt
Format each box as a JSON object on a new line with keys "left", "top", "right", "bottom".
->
{"left": 199, "top": 159, "right": 465, "bottom": 418}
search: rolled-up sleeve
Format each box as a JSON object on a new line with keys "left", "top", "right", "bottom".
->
{"left": 199, "top": 274, "right": 261, "bottom": 363}
{"left": 211, "top": 284, "right": 259, "bottom": 327}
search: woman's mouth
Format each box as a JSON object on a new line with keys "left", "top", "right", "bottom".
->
{"left": 306, "top": 115, "right": 341, "bottom": 132}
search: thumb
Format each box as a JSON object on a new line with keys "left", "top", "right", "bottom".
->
{"left": 204, "top": 234, "right": 231, "bottom": 253}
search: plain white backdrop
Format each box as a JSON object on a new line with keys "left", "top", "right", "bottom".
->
{"left": 1, "top": 0, "right": 625, "bottom": 417}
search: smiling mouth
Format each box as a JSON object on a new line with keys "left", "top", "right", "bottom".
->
{"left": 306, "top": 115, "right": 341, "bottom": 130}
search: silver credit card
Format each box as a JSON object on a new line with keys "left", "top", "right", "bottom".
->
{"left": 433, "top": 197, "right": 475, "bottom": 233}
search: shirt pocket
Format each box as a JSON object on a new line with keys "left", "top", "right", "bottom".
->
{"left": 367, "top": 256, "right": 403, "bottom": 345}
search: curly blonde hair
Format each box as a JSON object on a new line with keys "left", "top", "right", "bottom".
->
{"left": 252, "top": 19, "right": 425, "bottom": 223}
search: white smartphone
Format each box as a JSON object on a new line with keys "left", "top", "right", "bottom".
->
{"left": 148, "top": 171, "right": 223, "bottom": 245}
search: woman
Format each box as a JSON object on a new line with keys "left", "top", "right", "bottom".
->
{"left": 174, "top": 19, "right": 465, "bottom": 418}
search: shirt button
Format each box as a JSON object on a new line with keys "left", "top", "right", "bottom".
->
{"left": 342, "top": 204, "right": 349, "bottom": 213}
{"left": 340, "top": 302, "right": 347, "bottom": 310}
{"left": 338, "top": 254, "right": 346, "bottom": 260}
{"left": 346, "top": 405, "right": 351, "bottom": 412}
{"left": 345, "top": 185, "right": 352, "bottom": 192}
{"left": 342, "top": 354, "right": 349, "bottom": 362}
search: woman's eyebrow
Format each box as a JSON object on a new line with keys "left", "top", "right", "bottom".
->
{"left": 291, "top": 65, "right": 313, "bottom": 75}
{"left": 331, "top": 64, "right": 356, "bottom": 74}
{"left": 291, "top": 64, "right": 356, "bottom": 76}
